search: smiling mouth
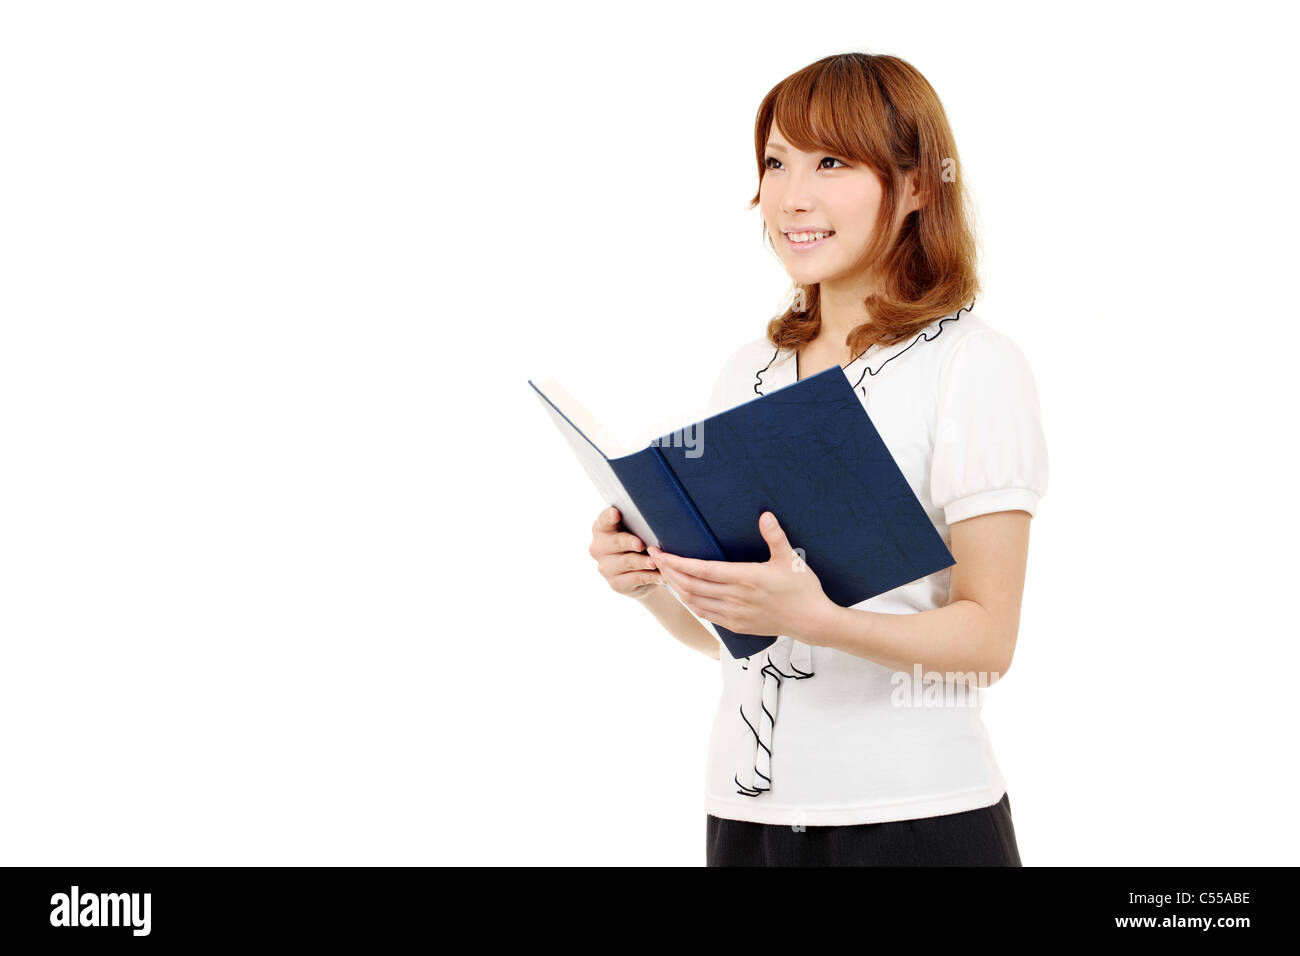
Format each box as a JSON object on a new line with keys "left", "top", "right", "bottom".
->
{"left": 784, "top": 230, "right": 835, "bottom": 249}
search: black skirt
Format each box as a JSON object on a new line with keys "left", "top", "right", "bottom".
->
{"left": 706, "top": 791, "right": 1022, "bottom": 866}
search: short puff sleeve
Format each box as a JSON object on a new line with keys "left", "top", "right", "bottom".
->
{"left": 930, "top": 329, "right": 1049, "bottom": 525}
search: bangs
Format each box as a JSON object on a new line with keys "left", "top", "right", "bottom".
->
{"left": 766, "top": 57, "right": 887, "bottom": 166}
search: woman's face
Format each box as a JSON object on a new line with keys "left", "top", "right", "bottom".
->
{"left": 759, "top": 123, "right": 889, "bottom": 288}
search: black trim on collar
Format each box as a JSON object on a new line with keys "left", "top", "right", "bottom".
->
{"left": 846, "top": 301, "right": 973, "bottom": 395}
{"left": 753, "top": 346, "right": 781, "bottom": 396}
{"left": 754, "top": 299, "right": 975, "bottom": 398}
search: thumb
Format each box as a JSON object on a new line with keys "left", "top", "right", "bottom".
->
{"left": 759, "top": 511, "right": 792, "bottom": 558}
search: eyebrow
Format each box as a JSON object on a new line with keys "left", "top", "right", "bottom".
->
{"left": 765, "top": 142, "right": 788, "bottom": 152}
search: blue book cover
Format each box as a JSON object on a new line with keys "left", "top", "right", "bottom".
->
{"left": 528, "top": 366, "right": 954, "bottom": 659}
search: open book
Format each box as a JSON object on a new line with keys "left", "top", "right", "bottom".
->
{"left": 528, "top": 366, "right": 954, "bottom": 659}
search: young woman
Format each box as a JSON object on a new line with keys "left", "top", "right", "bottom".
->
{"left": 587, "top": 52, "right": 1048, "bottom": 866}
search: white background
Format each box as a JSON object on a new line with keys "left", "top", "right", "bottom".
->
{"left": 2, "top": 0, "right": 1296, "bottom": 866}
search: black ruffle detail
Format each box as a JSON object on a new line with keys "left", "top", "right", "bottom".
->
{"left": 753, "top": 299, "right": 977, "bottom": 400}
{"left": 847, "top": 300, "right": 975, "bottom": 396}
{"left": 734, "top": 647, "right": 816, "bottom": 797}
{"left": 753, "top": 346, "right": 781, "bottom": 397}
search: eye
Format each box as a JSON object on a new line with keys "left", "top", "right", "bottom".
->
{"left": 763, "top": 155, "right": 848, "bottom": 171}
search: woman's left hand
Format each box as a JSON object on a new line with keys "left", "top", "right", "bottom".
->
{"left": 648, "top": 511, "right": 834, "bottom": 644}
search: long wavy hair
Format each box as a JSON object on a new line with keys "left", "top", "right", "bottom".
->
{"left": 751, "top": 52, "right": 981, "bottom": 357}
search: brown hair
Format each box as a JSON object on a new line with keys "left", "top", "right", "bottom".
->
{"left": 750, "top": 52, "right": 980, "bottom": 357}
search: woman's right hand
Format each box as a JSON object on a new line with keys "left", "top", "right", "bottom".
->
{"left": 589, "top": 506, "right": 662, "bottom": 600}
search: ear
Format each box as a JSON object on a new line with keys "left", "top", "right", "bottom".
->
{"left": 904, "top": 168, "right": 926, "bottom": 215}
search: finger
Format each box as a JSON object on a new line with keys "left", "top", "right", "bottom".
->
{"left": 648, "top": 547, "right": 750, "bottom": 584}
{"left": 592, "top": 505, "right": 621, "bottom": 533}
{"left": 688, "top": 595, "right": 732, "bottom": 620}
{"left": 758, "top": 511, "right": 792, "bottom": 557}
{"left": 614, "top": 569, "right": 662, "bottom": 591}
{"left": 590, "top": 530, "right": 645, "bottom": 559}
{"left": 656, "top": 560, "right": 734, "bottom": 599}
{"left": 676, "top": 590, "right": 731, "bottom": 625}
{"left": 612, "top": 552, "right": 657, "bottom": 574}
{"left": 614, "top": 532, "right": 647, "bottom": 555}
{"left": 599, "top": 553, "right": 654, "bottom": 578}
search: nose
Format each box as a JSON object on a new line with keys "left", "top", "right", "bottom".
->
{"left": 779, "top": 175, "right": 814, "bottom": 216}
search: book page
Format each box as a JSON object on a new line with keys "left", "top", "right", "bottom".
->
{"left": 528, "top": 379, "right": 659, "bottom": 549}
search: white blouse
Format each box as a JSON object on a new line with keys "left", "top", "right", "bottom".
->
{"left": 696, "top": 304, "right": 1049, "bottom": 826}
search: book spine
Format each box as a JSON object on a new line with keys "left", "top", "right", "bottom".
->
{"left": 648, "top": 445, "right": 728, "bottom": 560}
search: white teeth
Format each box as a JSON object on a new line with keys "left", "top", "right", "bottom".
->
{"left": 788, "top": 231, "right": 832, "bottom": 243}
